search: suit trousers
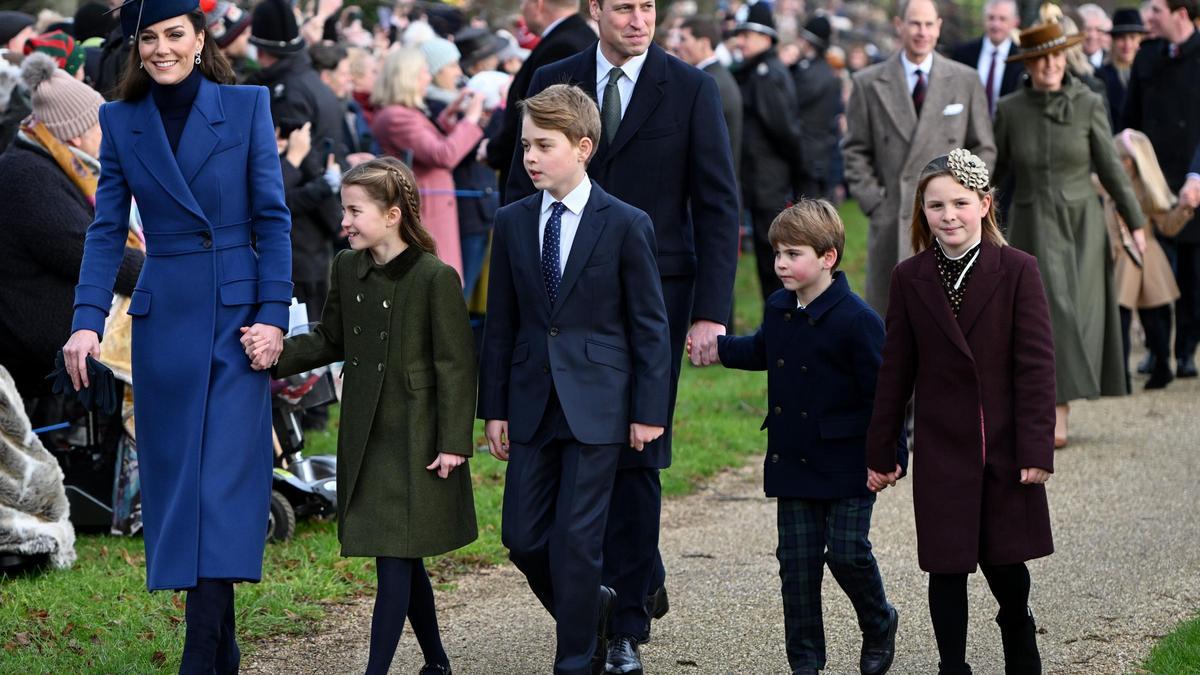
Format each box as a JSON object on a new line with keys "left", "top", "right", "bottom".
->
{"left": 777, "top": 496, "right": 892, "bottom": 671}
{"left": 1166, "top": 240, "right": 1200, "bottom": 359}
{"left": 503, "top": 391, "right": 621, "bottom": 675}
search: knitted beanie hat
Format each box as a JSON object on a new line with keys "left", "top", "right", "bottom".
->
{"left": 24, "top": 30, "right": 87, "bottom": 76}
{"left": 420, "top": 37, "right": 460, "bottom": 78}
{"left": 20, "top": 52, "right": 104, "bottom": 142}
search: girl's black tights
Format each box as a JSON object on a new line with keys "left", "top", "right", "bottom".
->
{"left": 928, "top": 563, "right": 1031, "bottom": 668}
{"left": 365, "top": 557, "right": 449, "bottom": 675}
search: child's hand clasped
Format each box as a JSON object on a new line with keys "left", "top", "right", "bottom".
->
{"left": 1019, "top": 468, "right": 1051, "bottom": 484}
{"left": 239, "top": 325, "right": 284, "bottom": 371}
{"left": 426, "top": 452, "right": 466, "bottom": 479}
{"left": 867, "top": 464, "right": 903, "bottom": 492}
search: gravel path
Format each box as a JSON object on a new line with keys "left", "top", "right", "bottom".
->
{"left": 244, "top": 373, "right": 1199, "bottom": 674}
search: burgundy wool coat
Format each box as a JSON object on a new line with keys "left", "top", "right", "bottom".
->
{"left": 865, "top": 242, "right": 1057, "bottom": 574}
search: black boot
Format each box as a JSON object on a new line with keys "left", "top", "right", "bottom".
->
{"left": 996, "top": 607, "right": 1042, "bottom": 675}
{"left": 937, "top": 663, "right": 972, "bottom": 675}
{"left": 1145, "top": 362, "right": 1174, "bottom": 390}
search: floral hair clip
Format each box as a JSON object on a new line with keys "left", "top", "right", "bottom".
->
{"left": 944, "top": 148, "right": 991, "bottom": 191}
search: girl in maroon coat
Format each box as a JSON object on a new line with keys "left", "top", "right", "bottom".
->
{"left": 865, "top": 149, "right": 1056, "bottom": 675}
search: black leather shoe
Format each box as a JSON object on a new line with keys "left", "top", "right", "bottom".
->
{"left": 593, "top": 586, "right": 616, "bottom": 675}
{"left": 1146, "top": 364, "right": 1174, "bottom": 390}
{"left": 418, "top": 664, "right": 451, "bottom": 675}
{"left": 645, "top": 585, "right": 669, "bottom": 620}
{"left": 1177, "top": 356, "right": 1198, "bottom": 378}
{"left": 1137, "top": 353, "right": 1155, "bottom": 375}
{"left": 860, "top": 606, "right": 898, "bottom": 675}
{"left": 605, "top": 635, "right": 643, "bottom": 674}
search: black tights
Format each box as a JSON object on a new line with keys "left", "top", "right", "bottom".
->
{"left": 928, "top": 563, "right": 1030, "bottom": 669}
{"left": 365, "top": 557, "right": 448, "bottom": 675}
{"left": 180, "top": 579, "right": 239, "bottom": 675}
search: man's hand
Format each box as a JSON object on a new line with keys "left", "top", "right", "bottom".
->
{"left": 867, "top": 464, "right": 902, "bottom": 492}
{"left": 485, "top": 420, "right": 510, "bottom": 460}
{"left": 1020, "top": 467, "right": 1050, "bottom": 484}
{"left": 629, "top": 423, "right": 664, "bottom": 451}
{"left": 426, "top": 452, "right": 466, "bottom": 479}
{"left": 686, "top": 320, "right": 725, "bottom": 366}
{"left": 1180, "top": 176, "right": 1200, "bottom": 209}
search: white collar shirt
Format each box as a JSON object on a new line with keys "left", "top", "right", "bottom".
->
{"left": 541, "top": 15, "right": 568, "bottom": 38}
{"left": 976, "top": 37, "right": 1011, "bottom": 101}
{"left": 596, "top": 48, "right": 648, "bottom": 119}
{"left": 695, "top": 55, "right": 721, "bottom": 71}
{"left": 539, "top": 177, "right": 593, "bottom": 275}
{"left": 1088, "top": 49, "right": 1104, "bottom": 69}
{"left": 901, "top": 51, "right": 934, "bottom": 95}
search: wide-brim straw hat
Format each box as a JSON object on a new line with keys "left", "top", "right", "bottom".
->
{"left": 1007, "top": 21, "right": 1083, "bottom": 63}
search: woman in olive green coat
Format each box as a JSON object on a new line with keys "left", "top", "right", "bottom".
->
{"left": 994, "top": 22, "right": 1147, "bottom": 448}
{"left": 251, "top": 158, "right": 476, "bottom": 674}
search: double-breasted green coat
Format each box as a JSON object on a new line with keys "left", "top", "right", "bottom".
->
{"left": 994, "top": 77, "right": 1146, "bottom": 404}
{"left": 275, "top": 246, "right": 478, "bottom": 558}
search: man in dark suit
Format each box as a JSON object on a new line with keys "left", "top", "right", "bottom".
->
{"left": 792, "top": 15, "right": 843, "bottom": 201}
{"left": 1124, "top": 0, "right": 1200, "bottom": 377}
{"left": 486, "top": 0, "right": 596, "bottom": 200}
{"left": 676, "top": 16, "right": 742, "bottom": 180}
{"left": 505, "top": 0, "right": 740, "bottom": 670}
{"left": 480, "top": 84, "right": 671, "bottom": 675}
{"left": 950, "top": 0, "right": 1024, "bottom": 117}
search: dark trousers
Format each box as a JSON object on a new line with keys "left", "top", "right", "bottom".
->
{"left": 1120, "top": 305, "right": 1172, "bottom": 378}
{"left": 502, "top": 392, "right": 621, "bottom": 675}
{"left": 928, "top": 562, "right": 1031, "bottom": 669}
{"left": 751, "top": 208, "right": 784, "bottom": 304}
{"left": 365, "top": 557, "right": 448, "bottom": 675}
{"left": 180, "top": 579, "right": 238, "bottom": 675}
{"left": 1161, "top": 238, "right": 1200, "bottom": 360}
{"left": 777, "top": 496, "right": 892, "bottom": 671}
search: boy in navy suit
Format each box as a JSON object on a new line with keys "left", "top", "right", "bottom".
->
{"left": 478, "top": 84, "right": 672, "bottom": 675}
{"left": 697, "top": 201, "right": 906, "bottom": 675}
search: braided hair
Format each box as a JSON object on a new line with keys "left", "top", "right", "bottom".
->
{"left": 341, "top": 156, "right": 437, "bottom": 255}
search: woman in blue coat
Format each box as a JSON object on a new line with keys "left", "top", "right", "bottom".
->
{"left": 61, "top": 1, "right": 291, "bottom": 670}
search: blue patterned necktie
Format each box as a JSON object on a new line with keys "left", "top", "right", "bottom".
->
{"left": 542, "top": 201, "right": 567, "bottom": 303}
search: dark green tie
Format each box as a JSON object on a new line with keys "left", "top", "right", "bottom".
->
{"left": 602, "top": 66, "right": 623, "bottom": 144}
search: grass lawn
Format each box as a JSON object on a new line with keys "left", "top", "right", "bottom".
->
{"left": 1, "top": 203, "right": 869, "bottom": 672}
{"left": 1144, "top": 615, "right": 1200, "bottom": 674}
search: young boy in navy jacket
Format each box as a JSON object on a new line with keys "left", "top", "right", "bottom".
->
{"left": 478, "top": 84, "right": 671, "bottom": 675}
{"left": 696, "top": 200, "right": 906, "bottom": 675}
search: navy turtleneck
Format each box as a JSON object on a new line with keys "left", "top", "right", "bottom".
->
{"left": 150, "top": 66, "right": 203, "bottom": 155}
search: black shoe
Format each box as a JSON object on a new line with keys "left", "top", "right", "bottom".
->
{"left": 605, "top": 635, "right": 643, "bottom": 675}
{"left": 996, "top": 607, "right": 1041, "bottom": 675}
{"left": 937, "top": 664, "right": 972, "bottom": 675}
{"left": 860, "top": 606, "right": 898, "bottom": 675}
{"left": 593, "top": 586, "right": 616, "bottom": 675}
{"left": 644, "top": 585, "right": 669, "bottom": 620}
{"left": 1145, "top": 364, "right": 1175, "bottom": 390}
{"left": 1177, "top": 356, "right": 1198, "bottom": 378}
{"left": 418, "top": 665, "right": 451, "bottom": 675}
{"left": 1137, "top": 353, "right": 1156, "bottom": 375}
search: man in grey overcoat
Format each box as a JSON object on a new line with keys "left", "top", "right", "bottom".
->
{"left": 844, "top": 0, "right": 996, "bottom": 313}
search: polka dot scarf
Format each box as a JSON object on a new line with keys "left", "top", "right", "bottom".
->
{"left": 934, "top": 240, "right": 982, "bottom": 316}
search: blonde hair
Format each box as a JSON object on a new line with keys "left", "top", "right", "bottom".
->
{"left": 768, "top": 199, "right": 846, "bottom": 271}
{"left": 372, "top": 47, "right": 427, "bottom": 109}
{"left": 519, "top": 84, "right": 602, "bottom": 160}
{"left": 342, "top": 157, "right": 437, "bottom": 255}
{"left": 1114, "top": 128, "right": 1176, "bottom": 214}
{"left": 1040, "top": 3, "right": 1094, "bottom": 77}
{"left": 910, "top": 165, "right": 1007, "bottom": 254}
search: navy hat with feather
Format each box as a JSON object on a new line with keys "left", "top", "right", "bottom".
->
{"left": 110, "top": 0, "right": 201, "bottom": 42}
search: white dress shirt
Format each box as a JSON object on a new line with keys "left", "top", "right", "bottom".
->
{"left": 976, "top": 38, "right": 1011, "bottom": 102}
{"left": 539, "top": 177, "right": 593, "bottom": 275}
{"left": 1088, "top": 50, "right": 1105, "bottom": 70}
{"left": 901, "top": 51, "right": 934, "bottom": 95}
{"left": 596, "top": 48, "right": 648, "bottom": 120}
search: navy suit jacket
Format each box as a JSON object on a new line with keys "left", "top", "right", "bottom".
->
{"left": 718, "top": 274, "right": 908, "bottom": 499}
{"left": 951, "top": 37, "right": 1026, "bottom": 102}
{"left": 505, "top": 42, "right": 740, "bottom": 326}
{"left": 478, "top": 181, "right": 672, "bottom": 446}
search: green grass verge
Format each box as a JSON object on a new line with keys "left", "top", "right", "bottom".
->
{"left": 1144, "top": 615, "right": 1200, "bottom": 674}
{"left": 0, "top": 202, "right": 868, "bottom": 672}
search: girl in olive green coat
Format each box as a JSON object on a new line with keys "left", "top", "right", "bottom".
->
{"left": 246, "top": 157, "right": 477, "bottom": 675}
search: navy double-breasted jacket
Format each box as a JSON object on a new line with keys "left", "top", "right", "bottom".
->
{"left": 718, "top": 274, "right": 908, "bottom": 499}
{"left": 72, "top": 77, "right": 292, "bottom": 590}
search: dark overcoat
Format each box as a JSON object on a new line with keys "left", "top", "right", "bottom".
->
{"left": 718, "top": 275, "right": 908, "bottom": 499}
{"left": 72, "top": 77, "right": 293, "bottom": 591}
{"left": 865, "top": 243, "right": 1056, "bottom": 574}
{"left": 275, "top": 247, "right": 478, "bottom": 558}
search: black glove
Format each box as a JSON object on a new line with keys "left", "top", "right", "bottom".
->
{"left": 46, "top": 351, "right": 119, "bottom": 415}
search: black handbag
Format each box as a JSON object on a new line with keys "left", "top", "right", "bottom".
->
{"left": 46, "top": 351, "right": 119, "bottom": 415}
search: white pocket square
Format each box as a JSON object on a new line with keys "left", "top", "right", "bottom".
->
{"left": 942, "top": 103, "right": 964, "bottom": 116}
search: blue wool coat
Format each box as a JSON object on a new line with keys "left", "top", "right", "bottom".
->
{"left": 718, "top": 274, "right": 908, "bottom": 499}
{"left": 72, "top": 77, "right": 292, "bottom": 591}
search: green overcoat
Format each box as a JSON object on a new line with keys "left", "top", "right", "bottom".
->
{"left": 275, "top": 246, "right": 478, "bottom": 558}
{"left": 994, "top": 77, "right": 1146, "bottom": 404}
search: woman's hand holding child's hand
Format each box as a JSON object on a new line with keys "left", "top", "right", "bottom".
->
{"left": 239, "top": 325, "right": 284, "bottom": 371}
{"left": 426, "top": 452, "right": 466, "bottom": 479}
{"left": 867, "top": 464, "right": 902, "bottom": 492}
{"left": 1019, "top": 468, "right": 1050, "bottom": 484}
{"left": 485, "top": 420, "right": 509, "bottom": 461}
